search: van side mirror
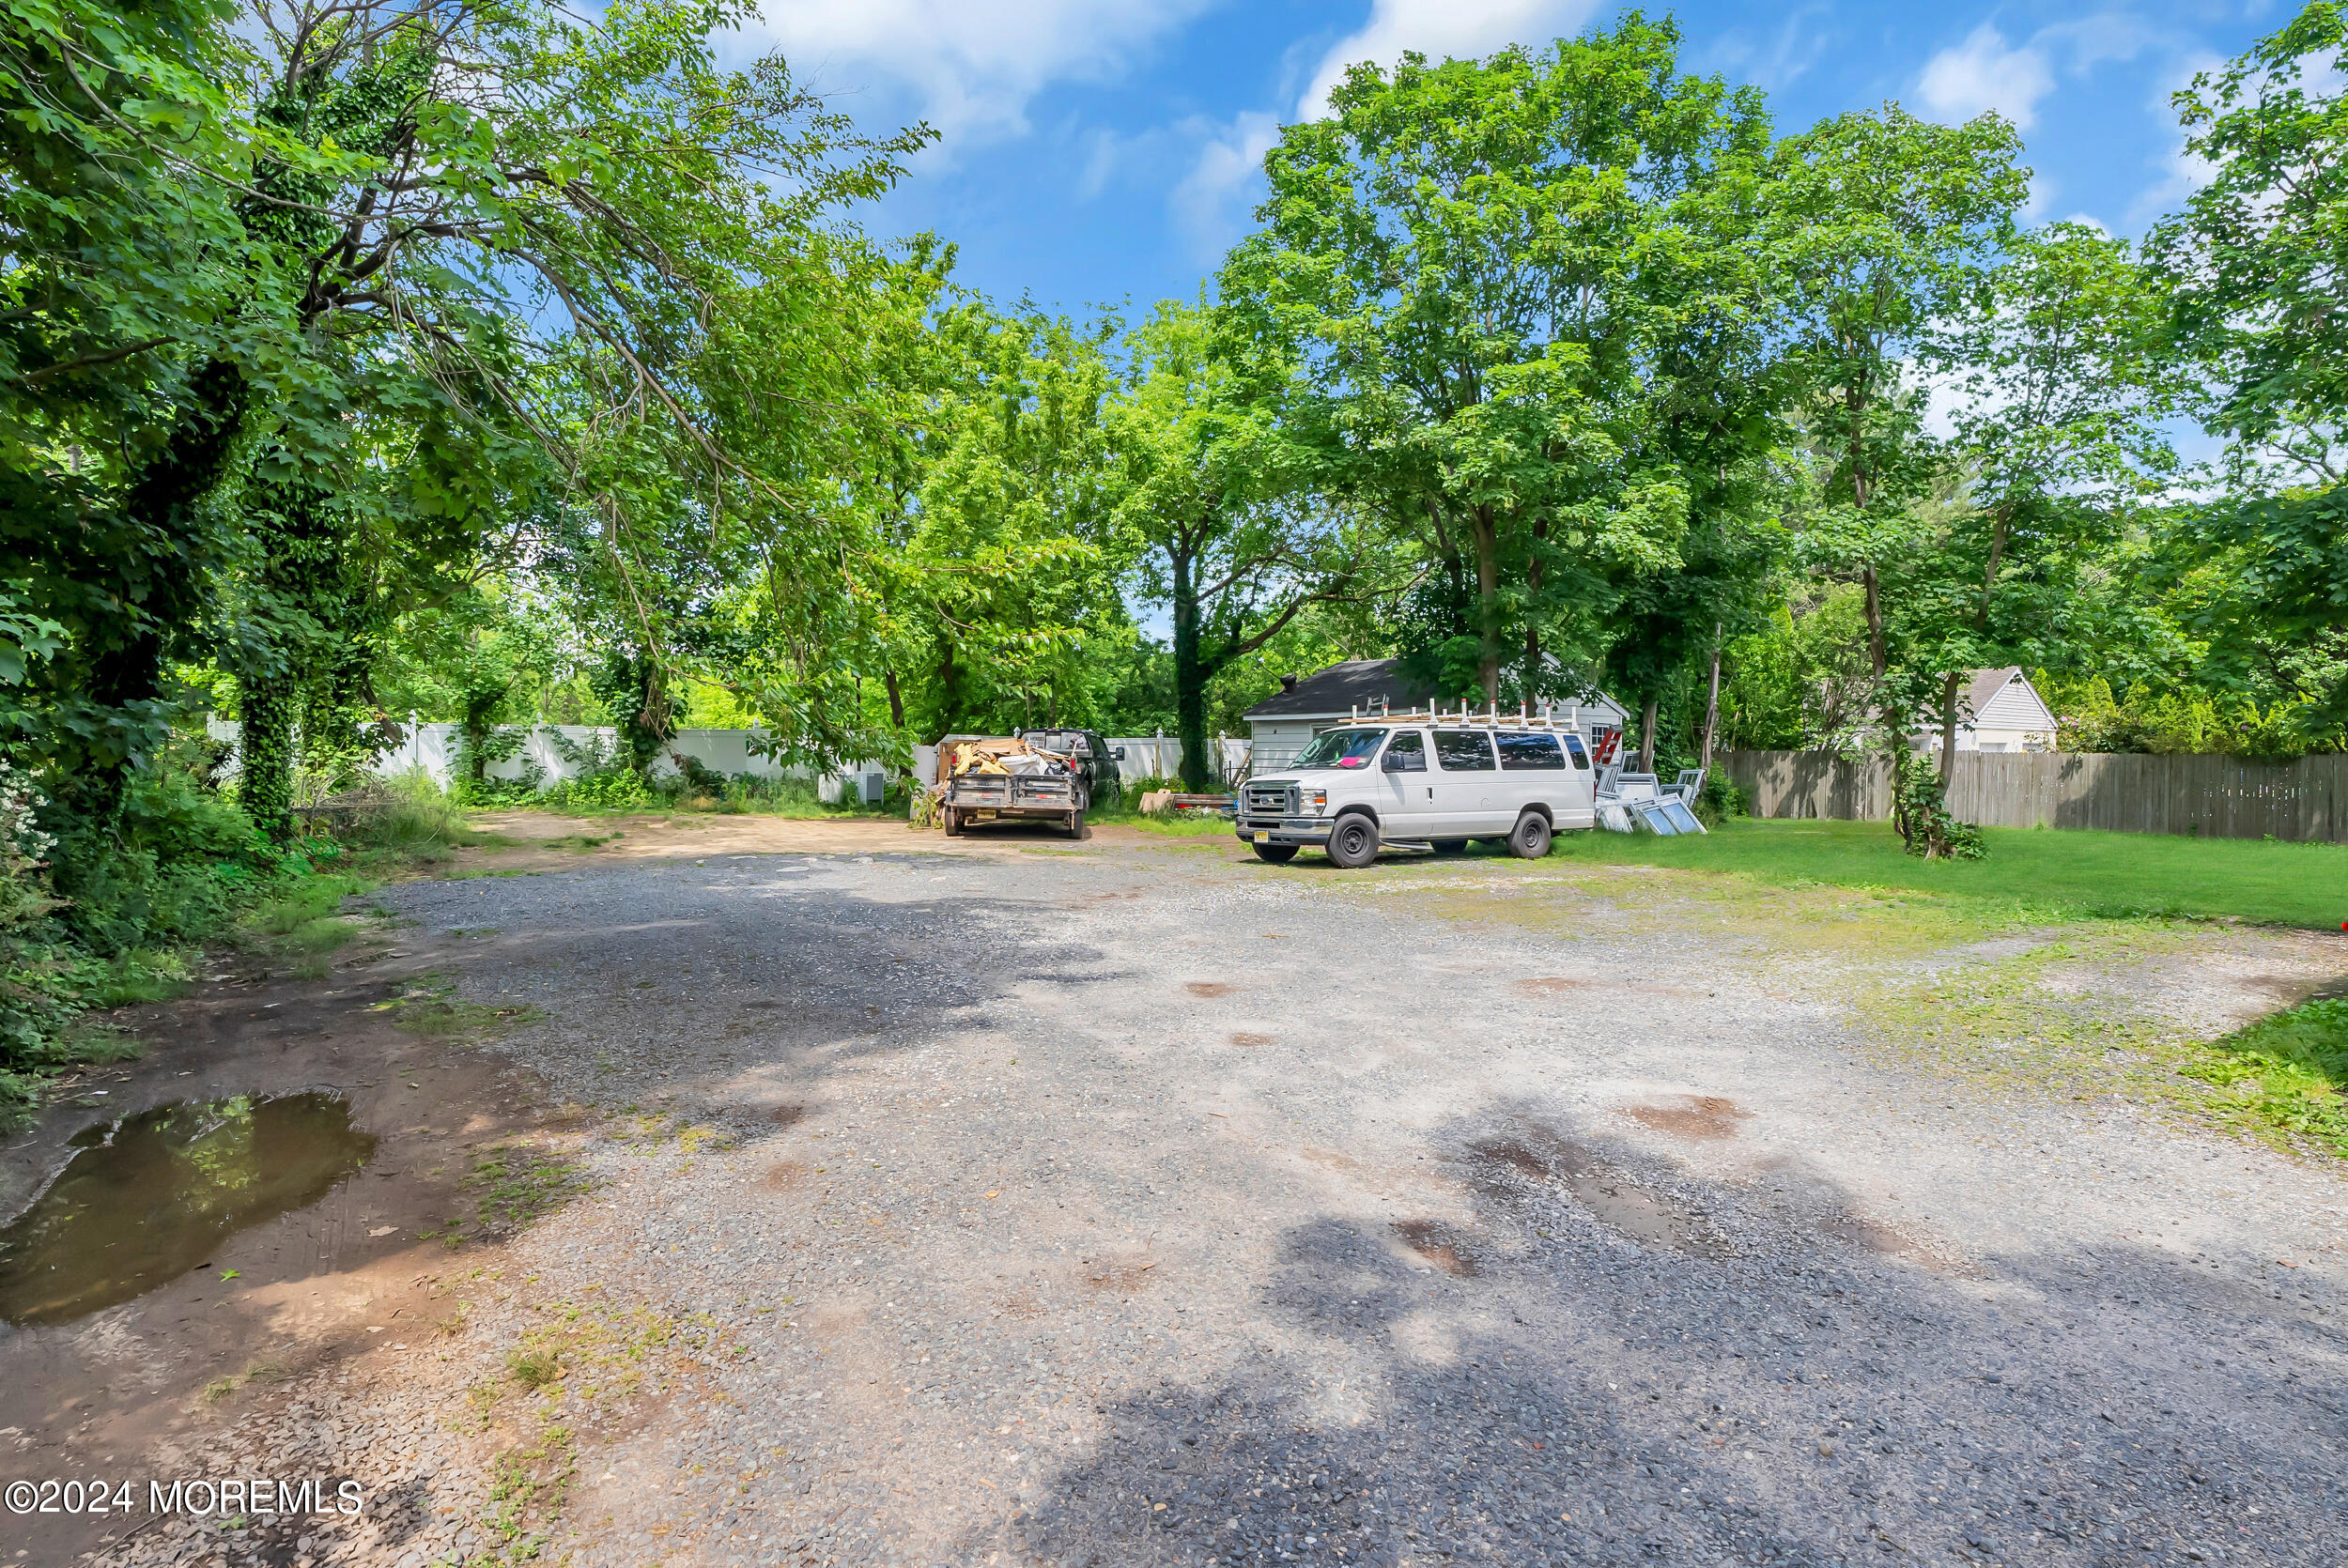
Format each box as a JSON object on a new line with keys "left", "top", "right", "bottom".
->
{"left": 1114, "top": 746, "right": 1126, "bottom": 761}
{"left": 1383, "top": 750, "right": 1422, "bottom": 774}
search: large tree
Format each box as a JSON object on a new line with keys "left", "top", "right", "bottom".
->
{"left": 1221, "top": 19, "right": 1771, "bottom": 706}
{"left": 0, "top": 0, "right": 256, "bottom": 821}
{"left": 1763, "top": 103, "right": 2026, "bottom": 730}
{"left": 1106, "top": 302, "right": 1370, "bottom": 790}
{"left": 2151, "top": 1, "right": 2348, "bottom": 734}
{"left": 1919, "top": 223, "right": 2176, "bottom": 772}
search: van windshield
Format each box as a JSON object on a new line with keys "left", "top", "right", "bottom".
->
{"left": 1291, "top": 729, "right": 1387, "bottom": 770}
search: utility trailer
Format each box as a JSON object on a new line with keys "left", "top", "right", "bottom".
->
{"left": 936, "top": 735, "right": 1089, "bottom": 838}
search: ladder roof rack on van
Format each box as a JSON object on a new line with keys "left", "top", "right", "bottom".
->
{"left": 1327, "top": 698, "right": 1603, "bottom": 731}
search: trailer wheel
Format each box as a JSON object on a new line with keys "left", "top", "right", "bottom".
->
{"left": 1508, "top": 810, "right": 1552, "bottom": 860}
{"left": 1251, "top": 841, "right": 1300, "bottom": 865}
{"left": 1325, "top": 813, "right": 1381, "bottom": 869}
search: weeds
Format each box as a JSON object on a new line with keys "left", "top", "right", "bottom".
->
{"left": 375, "top": 976, "right": 545, "bottom": 1044}
{"left": 2178, "top": 998, "right": 2348, "bottom": 1156}
{"left": 465, "top": 1145, "right": 596, "bottom": 1234}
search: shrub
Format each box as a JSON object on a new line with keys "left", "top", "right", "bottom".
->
{"left": 1890, "top": 750, "right": 1985, "bottom": 862}
{"left": 341, "top": 770, "right": 471, "bottom": 853}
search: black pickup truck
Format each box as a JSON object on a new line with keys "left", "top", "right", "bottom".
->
{"left": 1018, "top": 730, "right": 1125, "bottom": 807}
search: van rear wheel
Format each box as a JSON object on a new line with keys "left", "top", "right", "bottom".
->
{"left": 1326, "top": 814, "right": 1381, "bottom": 869}
{"left": 1508, "top": 811, "right": 1552, "bottom": 860}
{"left": 1251, "top": 841, "right": 1300, "bottom": 865}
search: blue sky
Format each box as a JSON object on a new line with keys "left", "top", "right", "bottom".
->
{"left": 732, "top": 1, "right": 2285, "bottom": 316}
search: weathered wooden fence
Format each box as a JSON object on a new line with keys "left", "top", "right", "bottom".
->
{"left": 1721, "top": 749, "right": 2348, "bottom": 843}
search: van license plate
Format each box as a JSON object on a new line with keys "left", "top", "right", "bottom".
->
{"left": 1250, "top": 832, "right": 1266, "bottom": 843}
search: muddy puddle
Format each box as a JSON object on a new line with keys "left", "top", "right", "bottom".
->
{"left": 0, "top": 1092, "right": 376, "bottom": 1327}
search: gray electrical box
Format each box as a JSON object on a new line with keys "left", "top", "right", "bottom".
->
{"left": 858, "top": 771, "right": 887, "bottom": 805}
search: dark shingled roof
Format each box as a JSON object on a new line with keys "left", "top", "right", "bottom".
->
{"left": 1244, "top": 658, "right": 1441, "bottom": 719}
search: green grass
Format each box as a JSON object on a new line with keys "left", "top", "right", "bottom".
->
{"left": 376, "top": 976, "right": 548, "bottom": 1043}
{"left": 1087, "top": 792, "right": 1235, "bottom": 837}
{"left": 2178, "top": 998, "right": 2348, "bottom": 1156}
{"left": 1547, "top": 818, "right": 2348, "bottom": 929}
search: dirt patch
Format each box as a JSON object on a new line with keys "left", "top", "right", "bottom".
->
{"left": 761, "top": 1161, "right": 811, "bottom": 1191}
{"left": 1186, "top": 981, "right": 1234, "bottom": 998}
{"left": 1229, "top": 1032, "right": 1274, "bottom": 1048}
{"left": 770, "top": 1102, "right": 810, "bottom": 1129}
{"left": 1394, "top": 1220, "right": 1479, "bottom": 1277}
{"left": 1514, "top": 976, "right": 1584, "bottom": 996}
{"left": 1621, "top": 1096, "right": 1753, "bottom": 1142}
{"left": 0, "top": 932, "right": 567, "bottom": 1566}
{"left": 1082, "top": 1256, "right": 1160, "bottom": 1293}
{"left": 1469, "top": 1124, "right": 1727, "bottom": 1257}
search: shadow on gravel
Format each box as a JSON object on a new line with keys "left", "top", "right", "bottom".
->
{"left": 1004, "top": 1109, "right": 2348, "bottom": 1568}
{"left": 378, "top": 855, "right": 1104, "bottom": 1124}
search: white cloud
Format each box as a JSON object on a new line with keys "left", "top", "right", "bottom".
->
{"left": 1916, "top": 23, "right": 2057, "bottom": 131}
{"left": 736, "top": 0, "right": 1217, "bottom": 146}
{"left": 1701, "top": 3, "right": 1831, "bottom": 94}
{"left": 2125, "top": 50, "right": 2225, "bottom": 229}
{"left": 1295, "top": 0, "right": 1600, "bottom": 120}
{"left": 1169, "top": 111, "right": 1280, "bottom": 261}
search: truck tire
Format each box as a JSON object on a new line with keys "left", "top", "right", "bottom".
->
{"left": 1068, "top": 808, "right": 1087, "bottom": 839}
{"left": 944, "top": 808, "right": 962, "bottom": 837}
{"left": 1325, "top": 813, "right": 1381, "bottom": 869}
{"left": 1430, "top": 838, "right": 1469, "bottom": 854}
{"left": 1251, "top": 841, "right": 1300, "bottom": 865}
{"left": 1508, "top": 810, "right": 1552, "bottom": 860}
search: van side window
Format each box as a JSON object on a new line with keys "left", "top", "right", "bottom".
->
{"left": 1497, "top": 732, "right": 1566, "bottom": 770}
{"left": 1382, "top": 730, "right": 1427, "bottom": 772}
{"left": 1561, "top": 734, "right": 1591, "bottom": 771}
{"left": 1433, "top": 730, "right": 1495, "bottom": 772}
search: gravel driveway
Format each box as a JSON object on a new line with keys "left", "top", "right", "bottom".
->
{"left": 88, "top": 833, "right": 2348, "bottom": 1567}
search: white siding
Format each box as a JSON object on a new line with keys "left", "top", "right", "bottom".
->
{"left": 1977, "top": 678, "right": 2055, "bottom": 733}
{"left": 1248, "top": 722, "right": 1321, "bottom": 773}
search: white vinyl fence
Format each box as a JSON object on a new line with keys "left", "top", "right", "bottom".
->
{"left": 204, "top": 720, "right": 1255, "bottom": 795}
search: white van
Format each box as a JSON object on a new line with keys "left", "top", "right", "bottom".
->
{"left": 1233, "top": 714, "right": 1598, "bottom": 868}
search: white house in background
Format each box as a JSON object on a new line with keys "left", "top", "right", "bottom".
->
{"left": 1915, "top": 667, "right": 2059, "bottom": 753}
{"left": 1243, "top": 658, "right": 1630, "bottom": 774}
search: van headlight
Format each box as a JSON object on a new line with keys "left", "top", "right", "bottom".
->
{"left": 1303, "top": 788, "right": 1327, "bottom": 814}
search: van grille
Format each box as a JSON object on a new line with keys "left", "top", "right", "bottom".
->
{"left": 1244, "top": 782, "right": 1293, "bottom": 816}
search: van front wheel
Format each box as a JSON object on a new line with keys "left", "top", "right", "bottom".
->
{"left": 1326, "top": 815, "right": 1381, "bottom": 869}
{"left": 1508, "top": 811, "right": 1552, "bottom": 860}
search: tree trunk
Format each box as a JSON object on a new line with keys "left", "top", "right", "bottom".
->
{"left": 1471, "top": 505, "right": 1502, "bottom": 704}
{"left": 1861, "top": 563, "right": 1886, "bottom": 680}
{"left": 1978, "top": 510, "right": 2010, "bottom": 630}
{"left": 239, "top": 669, "right": 298, "bottom": 846}
{"left": 55, "top": 358, "right": 250, "bottom": 824}
{"left": 1937, "top": 669, "right": 1963, "bottom": 780}
{"left": 1700, "top": 624, "right": 1723, "bottom": 772}
{"left": 1171, "top": 543, "right": 1210, "bottom": 792}
{"left": 1523, "top": 516, "right": 1547, "bottom": 690}
{"left": 932, "top": 639, "right": 961, "bottom": 744}
{"left": 1637, "top": 697, "right": 1660, "bottom": 774}
{"left": 883, "top": 668, "right": 905, "bottom": 730}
